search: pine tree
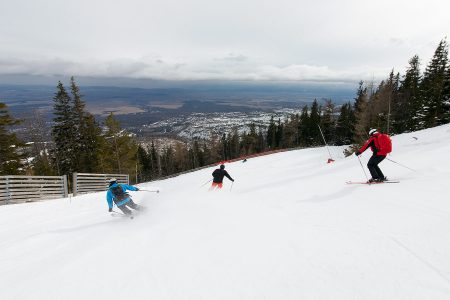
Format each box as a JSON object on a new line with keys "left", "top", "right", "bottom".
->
{"left": 25, "top": 110, "right": 54, "bottom": 175}
{"left": 69, "top": 77, "right": 104, "bottom": 172}
{"left": 320, "top": 100, "right": 336, "bottom": 145}
{"left": 275, "top": 118, "right": 284, "bottom": 148}
{"left": 102, "top": 113, "right": 138, "bottom": 176}
{"left": 81, "top": 114, "right": 104, "bottom": 172}
{"left": 137, "top": 145, "right": 151, "bottom": 182}
{"left": 393, "top": 55, "right": 422, "bottom": 132}
{"left": 308, "top": 100, "right": 321, "bottom": 145}
{"left": 0, "top": 103, "right": 25, "bottom": 175}
{"left": 266, "top": 116, "right": 277, "bottom": 149}
{"left": 368, "top": 70, "right": 398, "bottom": 133}
{"left": 228, "top": 128, "right": 240, "bottom": 158}
{"left": 283, "top": 114, "right": 299, "bottom": 148}
{"left": 51, "top": 81, "right": 77, "bottom": 175}
{"left": 149, "top": 141, "right": 160, "bottom": 178}
{"left": 335, "top": 102, "right": 355, "bottom": 145}
{"left": 418, "top": 39, "right": 449, "bottom": 128}
{"left": 353, "top": 81, "right": 369, "bottom": 144}
{"left": 298, "top": 105, "right": 309, "bottom": 146}
{"left": 441, "top": 65, "right": 450, "bottom": 124}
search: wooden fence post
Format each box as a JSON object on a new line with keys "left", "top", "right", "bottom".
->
{"left": 63, "top": 175, "right": 68, "bottom": 198}
{"left": 73, "top": 172, "right": 78, "bottom": 197}
{"left": 6, "top": 176, "right": 10, "bottom": 205}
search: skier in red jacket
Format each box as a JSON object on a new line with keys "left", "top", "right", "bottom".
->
{"left": 355, "top": 129, "right": 392, "bottom": 183}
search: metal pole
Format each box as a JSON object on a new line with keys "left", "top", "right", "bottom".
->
{"left": 200, "top": 179, "right": 212, "bottom": 188}
{"left": 318, "top": 124, "right": 333, "bottom": 160}
{"left": 357, "top": 156, "right": 369, "bottom": 181}
{"left": 386, "top": 158, "right": 416, "bottom": 172}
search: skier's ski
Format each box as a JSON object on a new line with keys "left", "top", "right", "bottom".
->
{"left": 346, "top": 180, "right": 399, "bottom": 185}
{"left": 111, "top": 212, "right": 134, "bottom": 219}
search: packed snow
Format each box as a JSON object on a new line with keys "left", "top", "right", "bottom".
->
{"left": 1, "top": 125, "right": 450, "bottom": 299}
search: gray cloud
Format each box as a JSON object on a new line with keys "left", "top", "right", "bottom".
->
{"left": 0, "top": 0, "right": 449, "bottom": 83}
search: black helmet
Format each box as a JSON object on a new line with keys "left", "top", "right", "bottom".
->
{"left": 220, "top": 164, "right": 225, "bottom": 169}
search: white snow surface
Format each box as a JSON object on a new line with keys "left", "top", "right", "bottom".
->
{"left": 2, "top": 125, "right": 450, "bottom": 300}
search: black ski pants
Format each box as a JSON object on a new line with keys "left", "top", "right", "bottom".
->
{"left": 367, "top": 155, "right": 386, "bottom": 180}
{"left": 116, "top": 199, "right": 139, "bottom": 215}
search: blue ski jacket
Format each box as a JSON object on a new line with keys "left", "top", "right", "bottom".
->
{"left": 106, "top": 183, "right": 139, "bottom": 209}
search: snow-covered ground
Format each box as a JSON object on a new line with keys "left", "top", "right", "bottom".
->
{"left": 1, "top": 125, "right": 450, "bottom": 300}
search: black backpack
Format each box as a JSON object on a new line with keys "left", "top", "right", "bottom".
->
{"left": 110, "top": 184, "right": 128, "bottom": 201}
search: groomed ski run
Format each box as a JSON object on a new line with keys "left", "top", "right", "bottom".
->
{"left": 1, "top": 124, "right": 450, "bottom": 299}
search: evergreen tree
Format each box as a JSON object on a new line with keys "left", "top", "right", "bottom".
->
{"left": 393, "top": 55, "right": 422, "bottom": 132}
{"left": 308, "top": 100, "right": 321, "bottom": 145}
{"left": 51, "top": 81, "right": 77, "bottom": 175}
{"left": 149, "top": 141, "right": 160, "bottom": 178}
{"left": 228, "top": 128, "right": 240, "bottom": 158}
{"left": 137, "top": 145, "right": 151, "bottom": 182}
{"left": 368, "top": 70, "right": 398, "bottom": 133}
{"left": 283, "top": 114, "right": 299, "bottom": 148}
{"left": 25, "top": 110, "right": 54, "bottom": 175}
{"left": 0, "top": 103, "right": 25, "bottom": 175}
{"left": 81, "top": 114, "right": 104, "bottom": 172}
{"left": 102, "top": 113, "right": 138, "bottom": 176}
{"left": 257, "top": 127, "right": 266, "bottom": 152}
{"left": 335, "top": 102, "right": 355, "bottom": 145}
{"left": 353, "top": 81, "right": 369, "bottom": 144}
{"left": 418, "top": 39, "right": 449, "bottom": 128}
{"left": 70, "top": 77, "right": 104, "bottom": 172}
{"left": 441, "top": 65, "right": 450, "bottom": 124}
{"left": 275, "top": 118, "right": 284, "bottom": 148}
{"left": 298, "top": 105, "right": 310, "bottom": 146}
{"left": 320, "top": 100, "right": 336, "bottom": 145}
{"left": 266, "top": 116, "right": 277, "bottom": 149}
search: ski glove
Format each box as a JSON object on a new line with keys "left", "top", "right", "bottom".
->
{"left": 108, "top": 208, "right": 113, "bottom": 212}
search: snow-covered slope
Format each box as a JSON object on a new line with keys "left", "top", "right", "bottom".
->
{"left": 1, "top": 125, "right": 450, "bottom": 300}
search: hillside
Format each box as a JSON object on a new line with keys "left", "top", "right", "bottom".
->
{"left": 1, "top": 125, "right": 450, "bottom": 299}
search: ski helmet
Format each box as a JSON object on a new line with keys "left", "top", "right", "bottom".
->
{"left": 220, "top": 164, "right": 225, "bottom": 169}
{"left": 369, "top": 128, "right": 378, "bottom": 136}
{"left": 109, "top": 178, "right": 117, "bottom": 183}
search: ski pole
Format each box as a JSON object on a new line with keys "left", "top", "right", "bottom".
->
{"left": 200, "top": 179, "right": 212, "bottom": 188}
{"left": 357, "top": 155, "right": 369, "bottom": 181}
{"left": 386, "top": 158, "right": 416, "bottom": 172}
{"left": 230, "top": 181, "right": 234, "bottom": 192}
{"left": 318, "top": 124, "right": 334, "bottom": 161}
{"left": 139, "top": 189, "right": 160, "bottom": 193}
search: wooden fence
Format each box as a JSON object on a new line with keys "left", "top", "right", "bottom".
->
{"left": 73, "top": 173, "right": 129, "bottom": 196}
{"left": 0, "top": 175, "right": 68, "bottom": 205}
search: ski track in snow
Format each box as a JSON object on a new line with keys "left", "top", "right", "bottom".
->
{"left": 1, "top": 124, "right": 450, "bottom": 299}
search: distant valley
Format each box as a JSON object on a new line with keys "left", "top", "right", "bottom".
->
{"left": 0, "top": 83, "right": 356, "bottom": 141}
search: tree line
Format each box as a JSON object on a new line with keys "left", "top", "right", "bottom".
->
{"left": 0, "top": 39, "right": 449, "bottom": 182}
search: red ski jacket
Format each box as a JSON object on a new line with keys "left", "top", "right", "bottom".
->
{"left": 358, "top": 133, "right": 391, "bottom": 156}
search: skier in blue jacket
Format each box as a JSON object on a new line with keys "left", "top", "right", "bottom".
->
{"left": 106, "top": 178, "right": 141, "bottom": 215}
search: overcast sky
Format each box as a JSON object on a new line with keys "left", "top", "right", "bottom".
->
{"left": 0, "top": 0, "right": 449, "bottom": 84}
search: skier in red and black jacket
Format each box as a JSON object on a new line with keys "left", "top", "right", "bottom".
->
{"left": 355, "top": 129, "right": 392, "bottom": 183}
{"left": 211, "top": 164, "right": 234, "bottom": 189}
